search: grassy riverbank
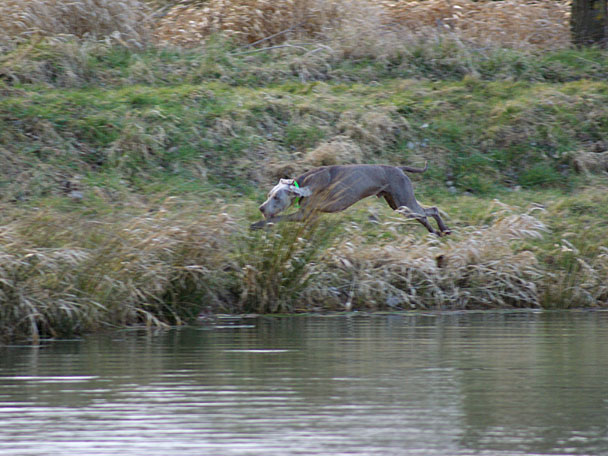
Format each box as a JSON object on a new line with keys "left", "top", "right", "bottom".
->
{"left": 1, "top": 0, "right": 607, "bottom": 342}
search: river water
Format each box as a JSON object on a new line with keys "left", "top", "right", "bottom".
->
{"left": 1, "top": 311, "right": 607, "bottom": 456}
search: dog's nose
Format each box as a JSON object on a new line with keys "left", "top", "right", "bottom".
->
{"left": 259, "top": 204, "right": 266, "bottom": 215}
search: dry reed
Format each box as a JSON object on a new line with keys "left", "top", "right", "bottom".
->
{"left": 156, "top": 0, "right": 570, "bottom": 51}
{"left": 381, "top": 0, "right": 571, "bottom": 50}
{"left": 0, "top": 0, "right": 152, "bottom": 48}
{"left": 155, "top": 0, "right": 354, "bottom": 46}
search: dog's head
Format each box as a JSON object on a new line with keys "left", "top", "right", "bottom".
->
{"left": 259, "top": 179, "right": 311, "bottom": 219}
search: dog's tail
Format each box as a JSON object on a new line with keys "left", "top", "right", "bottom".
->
{"left": 399, "top": 161, "right": 428, "bottom": 173}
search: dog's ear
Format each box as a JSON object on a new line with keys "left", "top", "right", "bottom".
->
{"left": 290, "top": 185, "right": 312, "bottom": 197}
{"left": 278, "top": 178, "right": 312, "bottom": 197}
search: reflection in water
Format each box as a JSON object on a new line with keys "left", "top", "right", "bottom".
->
{"left": 1, "top": 311, "right": 607, "bottom": 455}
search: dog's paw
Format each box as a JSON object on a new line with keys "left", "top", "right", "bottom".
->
{"left": 250, "top": 220, "right": 266, "bottom": 230}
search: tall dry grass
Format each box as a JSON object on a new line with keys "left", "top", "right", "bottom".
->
{"left": 236, "top": 217, "right": 337, "bottom": 313}
{"left": 155, "top": 0, "right": 360, "bottom": 46}
{"left": 0, "top": 221, "right": 99, "bottom": 344}
{"left": 0, "top": 0, "right": 153, "bottom": 48}
{"left": 156, "top": 0, "right": 571, "bottom": 51}
{"left": 382, "top": 0, "right": 571, "bottom": 50}
{"left": 0, "top": 202, "right": 237, "bottom": 343}
{"left": 303, "top": 201, "right": 547, "bottom": 310}
{"left": 3, "top": 193, "right": 608, "bottom": 343}
{"left": 542, "top": 231, "right": 608, "bottom": 308}
{"left": 0, "top": 0, "right": 573, "bottom": 58}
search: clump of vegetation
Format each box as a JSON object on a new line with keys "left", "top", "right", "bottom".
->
{"left": 302, "top": 201, "right": 546, "bottom": 310}
{"left": 1, "top": 0, "right": 607, "bottom": 343}
{"left": 0, "top": 203, "right": 237, "bottom": 342}
{"left": 236, "top": 218, "right": 337, "bottom": 313}
{"left": 538, "top": 187, "right": 608, "bottom": 308}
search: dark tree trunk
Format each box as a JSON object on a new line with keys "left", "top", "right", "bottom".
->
{"left": 571, "top": 0, "right": 608, "bottom": 46}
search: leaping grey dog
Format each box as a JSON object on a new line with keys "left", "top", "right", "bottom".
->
{"left": 251, "top": 163, "right": 451, "bottom": 236}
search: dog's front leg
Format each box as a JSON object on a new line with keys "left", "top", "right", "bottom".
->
{"left": 249, "top": 210, "right": 309, "bottom": 230}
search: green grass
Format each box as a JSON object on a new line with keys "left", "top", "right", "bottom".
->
{"left": 1, "top": 36, "right": 608, "bottom": 342}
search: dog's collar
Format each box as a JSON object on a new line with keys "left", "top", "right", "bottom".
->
{"left": 293, "top": 180, "right": 301, "bottom": 208}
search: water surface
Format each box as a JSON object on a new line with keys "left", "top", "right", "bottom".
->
{"left": 1, "top": 311, "right": 607, "bottom": 455}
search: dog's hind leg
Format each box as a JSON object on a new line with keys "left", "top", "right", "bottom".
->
{"left": 385, "top": 172, "right": 450, "bottom": 236}
{"left": 422, "top": 206, "right": 451, "bottom": 235}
